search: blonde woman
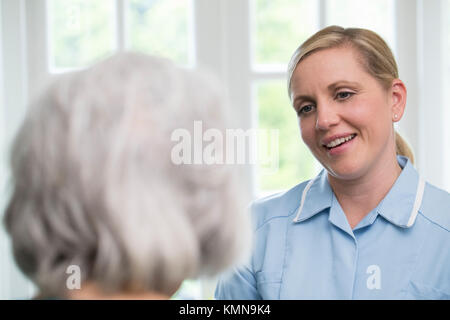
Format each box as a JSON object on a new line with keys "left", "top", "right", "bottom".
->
{"left": 215, "top": 26, "right": 450, "bottom": 299}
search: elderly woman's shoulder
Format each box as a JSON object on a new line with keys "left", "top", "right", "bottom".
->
{"left": 419, "top": 182, "right": 450, "bottom": 233}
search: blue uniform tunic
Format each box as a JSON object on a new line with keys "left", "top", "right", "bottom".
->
{"left": 215, "top": 156, "right": 450, "bottom": 299}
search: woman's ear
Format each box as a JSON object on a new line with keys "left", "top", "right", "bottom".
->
{"left": 390, "top": 79, "right": 407, "bottom": 123}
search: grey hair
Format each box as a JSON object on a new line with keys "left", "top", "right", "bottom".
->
{"left": 4, "top": 52, "right": 251, "bottom": 297}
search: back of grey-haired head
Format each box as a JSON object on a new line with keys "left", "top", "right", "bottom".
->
{"left": 4, "top": 52, "right": 251, "bottom": 297}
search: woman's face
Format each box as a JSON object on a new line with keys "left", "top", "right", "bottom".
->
{"left": 290, "top": 46, "right": 400, "bottom": 180}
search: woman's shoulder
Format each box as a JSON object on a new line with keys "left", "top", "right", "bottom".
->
{"left": 250, "top": 179, "right": 313, "bottom": 230}
{"left": 419, "top": 182, "right": 450, "bottom": 233}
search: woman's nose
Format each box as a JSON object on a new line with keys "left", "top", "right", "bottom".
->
{"left": 315, "top": 103, "right": 340, "bottom": 130}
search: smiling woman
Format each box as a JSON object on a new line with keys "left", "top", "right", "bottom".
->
{"left": 290, "top": 46, "right": 405, "bottom": 184}
{"left": 215, "top": 26, "right": 450, "bottom": 300}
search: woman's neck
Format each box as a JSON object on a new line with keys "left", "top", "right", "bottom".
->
{"left": 328, "top": 154, "right": 402, "bottom": 229}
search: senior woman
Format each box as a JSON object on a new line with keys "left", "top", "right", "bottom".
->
{"left": 215, "top": 26, "right": 450, "bottom": 299}
{"left": 4, "top": 52, "right": 250, "bottom": 299}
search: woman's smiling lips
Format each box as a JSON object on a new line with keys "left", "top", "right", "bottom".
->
{"left": 320, "top": 133, "right": 357, "bottom": 156}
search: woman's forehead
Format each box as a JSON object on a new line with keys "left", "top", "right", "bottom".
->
{"left": 291, "top": 47, "right": 370, "bottom": 93}
{"left": 298, "top": 47, "right": 363, "bottom": 77}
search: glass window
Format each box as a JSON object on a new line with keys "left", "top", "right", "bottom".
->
{"left": 48, "top": 0, "right": 115, "bottom": 71}
{"left": 255, "top": 80, "right": 316, "bottom": 193}
{"left": 126, "top": 0, "right": 192, "bottom": 66}
{"left": 252, "top": 0, "right": 319, "bottom": 69}
{"left": 326, "top": 0, "right": 395, "bottom": 50}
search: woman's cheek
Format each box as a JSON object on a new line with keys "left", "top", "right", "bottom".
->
{"left": 300, "top": 123, "right": 316, "bottom": 150}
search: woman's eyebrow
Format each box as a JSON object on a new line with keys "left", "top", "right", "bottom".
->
{"left": 293, "top": 94, "right": 314, "bottom": 105}
{"left": 327, "top": 81, "right": 360, "bottom": 91}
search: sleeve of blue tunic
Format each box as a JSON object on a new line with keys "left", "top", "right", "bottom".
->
{"left": 214, "top": 264, "right": 262, "bottom": 300}
{"left": 214, "top": 202, "right": 262, "bottom": 300}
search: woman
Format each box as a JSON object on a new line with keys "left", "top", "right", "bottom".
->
{"left": 215, "top": 26, "right": 450, "bottom": 299}
{"left": 4, "top": 52, "right": 251, "bottom": 299}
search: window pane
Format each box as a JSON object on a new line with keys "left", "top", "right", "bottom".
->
{"left": 326, "top": 0, "right": 395, "bottom": 49}
{"left": 127, "top": 0, "right": 191, "bottom": 65}
{"left": 48, "top": 0, "right": 115, "bottom": 70}
{"left": 252, "top": 0, "right": 319, "bottom": 68}
{"left": 255, "top": 80, "right": 316, "bottom": 193}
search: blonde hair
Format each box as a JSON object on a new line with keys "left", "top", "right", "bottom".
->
{"left": 287, "top": 25, "right": 414, "bottom": 164}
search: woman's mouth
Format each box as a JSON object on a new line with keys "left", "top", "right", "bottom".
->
{"left": 323, "top": 134, "right": 357, "bottom": 155}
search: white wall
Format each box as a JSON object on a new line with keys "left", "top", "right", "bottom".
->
{"left": 0, "top": 0, "right": 35, "bottom": 300}
{"left": 416, "top": 0, "right": 445, "bottom": 189}
{"left": 443, "top": 0, "right": 450, "bottom": 193}
{"left": 0, "top": 0, "right": 7, "bottom": 300}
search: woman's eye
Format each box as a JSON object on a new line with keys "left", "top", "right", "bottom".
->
{"left": 336, "top": 91, "right": 353, "bottom": 100}
{"left": 298, "top": 105, "right": 315, "bottom": 115}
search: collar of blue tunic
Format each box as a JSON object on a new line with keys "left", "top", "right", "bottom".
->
{"left": 293, "top": 155, "right": 425, "bottom": 229}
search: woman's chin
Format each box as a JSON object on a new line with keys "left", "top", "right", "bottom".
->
{"left": 323, "top": 160, "right": 364, "bottom": 181}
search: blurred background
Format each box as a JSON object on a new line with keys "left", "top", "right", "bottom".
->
{"left": 0, "top": 0, "right": 449, "bottom": 299}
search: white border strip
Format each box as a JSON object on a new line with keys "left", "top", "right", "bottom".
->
{"left": 293, "top": 177, "right": 317, "bottom": 222}
{"left": 406, "top": 176, "right": 425, "bottom": 227}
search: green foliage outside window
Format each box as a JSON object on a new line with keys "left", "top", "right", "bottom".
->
{"left": 256, "top": 81, "right": 316, "bottom": 192}
{"left": 253, "top": 0, "right": 318, "bottom": 66}
{"left": 49, "top": 0, "right": 190, "bottom": 69}
{"left": 127, "top": 0, "right": 190, "bottom": 65}
{"left": 49, "top": 0, "right": 115, "bottom": 69}
{"left": 326, "top": 0, "right": 394, "bottom": 48}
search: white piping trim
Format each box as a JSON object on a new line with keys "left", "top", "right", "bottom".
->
{"left": 293, "top": 177, "right": 317, "bottom": 222}
{"left": 406, "top": 176, "right": 425, "bottom": 227}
